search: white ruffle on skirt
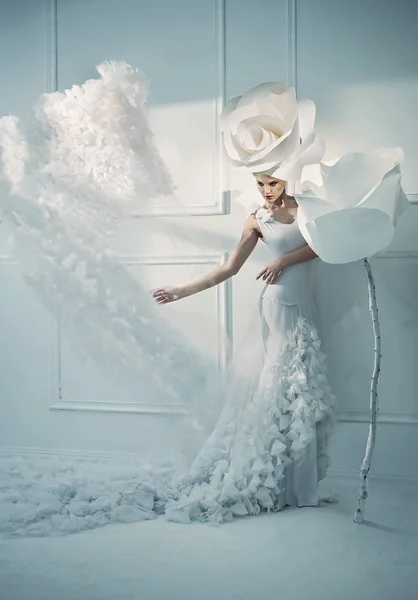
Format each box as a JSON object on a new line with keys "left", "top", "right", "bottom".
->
{"left": 162, "top": 297, "right": 337, "bottom": 525}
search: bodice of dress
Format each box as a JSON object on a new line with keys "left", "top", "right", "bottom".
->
{"left": 251, "top": 206, "right": 315, "bottom": 307}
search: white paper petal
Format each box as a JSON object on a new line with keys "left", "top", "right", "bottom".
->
{"left": 296, "top": 98, "right": 317, "bottom": 141}
{"left": 360, "top": 167, "right": 411, "bottom": 225}
{"left": 237, "top": 115, "right": 284, "bottom": 146}
{"left": 293, "top": 131, "right": 326, "bottom": 167}
{"left": 243, "top": 139, "right": 290, "bottom": 172}
{"left": 304, "top": 207, "right": 395, "bottom": 263}
{"left": 236, "top": 82, "right": 292, "bottom": 108}
{"left": 222, "top": 128, "right": 250, "bottom": 161}
{"left": 281, "top": 114, "right": 301, "bottom": 157}
{"left": 300, "top": 163, "right": 324, "bottom": 190}
{"left": 220, "top": 95, "right": 241, "bottom": 133}
{"left": 296, "top": 194, "right": 336, "bottom": 225}
{"left": 270, "top": 158, "right": 305, "bottom": 181}
{"left": 270, "top": 90, "right": 298, "bottom": 124}
{"left": 244, "top": 115, "right": 297, "bottom": 165}
{"left": 324, "top": 152, "right": 389, "bottom": 209}
{"left": 372, "top": 146, "right": 405, "bottom": 171}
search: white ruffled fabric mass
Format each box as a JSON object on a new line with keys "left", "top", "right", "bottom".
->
{"left": 0, "top": 61, "right": 210, "bottom": 405}
{"left": 0, "top": 305, "right": 337, "bottom": 536}
{"left": 161, "top": 311, "right": 337, "bottom": 525}
{"left": 0, "top": 66, "right": 338, "bottom": 538}
{"left": 0, "top": 454, "right": 174, "bottom": 538}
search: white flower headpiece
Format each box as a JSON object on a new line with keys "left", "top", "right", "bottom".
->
{"left": 220, "top": 82, "right": 325, "bottom": 181}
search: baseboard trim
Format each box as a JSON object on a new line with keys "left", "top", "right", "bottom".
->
{"left": 0, "top": 445, "right": 144, "bottom": 461}
{"left": 49, "top": 400, "right": 188, "bottom": 415}
{"left": 337, "top": 409, "right": 418, "bottom": 425}
{"left": 0, "top": 446, "right": 417, "bottom": 485}
{"left": 326, "top": 468, "right": 418, "bottom": 485}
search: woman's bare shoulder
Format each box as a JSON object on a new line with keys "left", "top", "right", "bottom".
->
{"left": 244, "top": 212, "right": 262, "bottom": 236}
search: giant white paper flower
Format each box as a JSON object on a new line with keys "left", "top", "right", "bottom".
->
{"left": 220, "top": 82, "right": 325, "bottom": 180}
{"left": 295, "top": 148, "right": 410, "bottom": 264}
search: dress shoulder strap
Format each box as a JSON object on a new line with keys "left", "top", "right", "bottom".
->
{"left": 248, "top": 203, "right": 262, "bottom": 218}
{"left": 248, "top": 204, "right": 273, "bottom": 225}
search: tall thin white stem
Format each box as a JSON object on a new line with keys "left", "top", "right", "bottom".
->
{"left": 353, "top": 258, "right": 381, "bottom": 524}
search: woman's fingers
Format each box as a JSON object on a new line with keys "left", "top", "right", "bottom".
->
{"left": 265, "top": 270, "right": 281, "bottom": 284}
{"left": 153, "top": 288, "right": 170, "bottom": 298}
{"left": 152, "top": 288, "right": 174, "bottom": 303}
{"left": 258, "top": 263, "right": 285, "bottom": 282}
{"left": 256, "top": 267, "right": 267, "bottom": 280}
{"left": 152, "top": 289, "right": 164, "bottom": 297}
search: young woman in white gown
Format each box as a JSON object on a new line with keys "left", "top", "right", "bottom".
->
{"left": 153, "top": 173, "right": 337, "bottom": 524}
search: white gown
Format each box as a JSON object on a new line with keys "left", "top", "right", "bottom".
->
{"left": 0, "top": 205, "right": 338, "bottom": 537}
{"left": 162, "top": 206, "right": 338, "bottom": 524}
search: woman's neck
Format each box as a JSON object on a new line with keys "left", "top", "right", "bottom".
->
{"left": 271, "top": 192, "right": 297, "bottom": 209}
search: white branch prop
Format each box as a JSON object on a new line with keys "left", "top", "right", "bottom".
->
{"left": 353, "top": 258, "right": 381, "bottom": 524}
{"left": 294, "top": 148, "right": 409, "bottom": 523}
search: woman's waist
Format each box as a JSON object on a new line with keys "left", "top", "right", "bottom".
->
{"left": 261, "top": 266, "right": 313, "bottom": 304}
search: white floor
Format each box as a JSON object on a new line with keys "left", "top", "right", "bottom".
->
{"left": 0, "top": 474, "right": 417, "bottom": 600}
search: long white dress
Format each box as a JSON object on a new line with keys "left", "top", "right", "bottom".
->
{"left": 0, "top": 205, "right": 338, "bottom": 537}
{"left": 162, "top": 206, "right": 338, "bottom": 524}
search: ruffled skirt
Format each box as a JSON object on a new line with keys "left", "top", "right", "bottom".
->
{"left": 0, "top": 297, "right": 338, "bottom": 537}
{"left": 163, "top": 296, "right": 337, "bottom": 525}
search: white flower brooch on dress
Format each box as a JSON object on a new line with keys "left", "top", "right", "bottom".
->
{"left": 248, "top": 203, "right": 275, "bottom": 224}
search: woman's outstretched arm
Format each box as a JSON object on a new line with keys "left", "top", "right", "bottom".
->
{"left": 153, "top": 215, "right": 260, "bottom": 304}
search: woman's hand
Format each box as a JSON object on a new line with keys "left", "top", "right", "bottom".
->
{"left": 256, "top": 258, "right": 285, "bottom": 284}
{"left": 152, "top": 285, "right": 186, "bottom": 304}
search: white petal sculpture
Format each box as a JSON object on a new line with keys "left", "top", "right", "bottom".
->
{"left": 220, "top": 82, "right": 325, "bottom": 180}
{"left": 295, "top": 148, "right": 410, "bottom": 263}
{"left": 295, "top": 147, "right": 411, "bottom": 524}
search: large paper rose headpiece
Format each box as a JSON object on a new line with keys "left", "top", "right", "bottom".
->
{"left": 220, "top": 82, "right": 325, "bottom": 181}
{"left": 295, "top": 147, "right": 411, "bottom": 264}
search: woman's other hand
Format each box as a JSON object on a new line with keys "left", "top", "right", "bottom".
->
{"left": 256, "top": 258, "right": 285, "bottom": 284}
{"left": 152, "top": 285, "right": 185, "bottom": 304}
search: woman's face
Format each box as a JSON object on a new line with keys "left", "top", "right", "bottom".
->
{"left": 254, "top": 173, "right": 287, "bottom": 204}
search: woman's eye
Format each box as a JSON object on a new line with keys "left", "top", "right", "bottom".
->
{"left": 257, "top": 182, "right": 263, "bottom": 186}
{"left": 270, "top": 182, "right": 276, "bottom": 186}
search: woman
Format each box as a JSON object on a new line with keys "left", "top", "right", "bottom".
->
{"left": 152, "top": 173, "right": 337, "bottom": 524}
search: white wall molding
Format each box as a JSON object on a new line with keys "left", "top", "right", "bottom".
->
{"left": 374, "top": 250, "right": 418, "bottom": 259}
{"left": 45, "top": 0, "right": 58, "bottom": 93}
{"left": 2, "top": 253, "right": 417, "bottom": 421}
{"left": 0, "top": 445, "right": 164, "bottom": 460}
{"left": 49, "top": 400, "right": 188, "bottom": 415}
{"left": 338, "top": 249, "right": 418, "bottom": 426}
{"left": 285, "top": 0, "right": 297, "bottom": 90}
{"left": 0, "top": 255, "right": 16, "bottom": 265}
{"left": 51, "top": 253, "right": 231, "bottom": 415}
{"left": 407, "top": 193, "right": 418, "bottom": 204}
{"left": 326, "top": 467, "right": 418, "bottom": 485}
{"left": 132, "top": 0, "right": 227, "bottom": 217}
{"left": 0, "top": 445, "right": 417, "bottom": 485}
{"left": 337, "top": 408, "right": 418, "bottom": 426}
{"left": 0, "top": 253, "right": 230, "bottom": 415}
{"left": 117, "top": 253, "right": 230, "bottom": 376}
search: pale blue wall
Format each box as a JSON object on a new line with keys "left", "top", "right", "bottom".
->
{"left": 0, "top": 0, "right": 418, "bottom": 481}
